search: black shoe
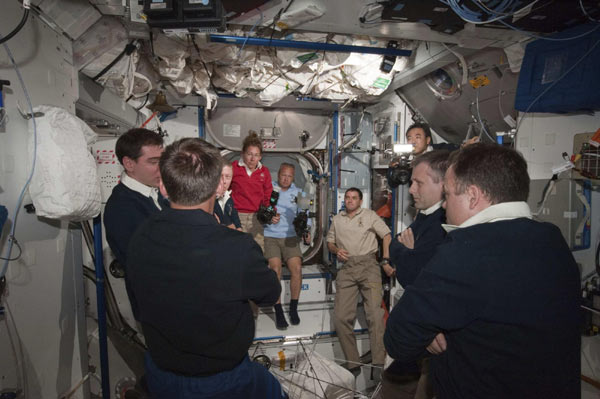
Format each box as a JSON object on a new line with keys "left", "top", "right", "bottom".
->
{"left": 359, "top": 350, "right": 372, "bottom": 364}
{"left": 341, "top": 363, "right": 361, "bottom": 377}
{"left": 274, "top": 306, "right": 288, "bottom": 330}
{"left": 289, "top": 309, "right": 300, "bottom": 325}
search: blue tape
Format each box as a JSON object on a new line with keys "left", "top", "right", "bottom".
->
{"left": 0, "top": 205, "right": 7, "bottom": 233}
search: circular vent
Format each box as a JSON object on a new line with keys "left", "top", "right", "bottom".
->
{"left": 425, "top": 68, "right": 461, "bottom": 100}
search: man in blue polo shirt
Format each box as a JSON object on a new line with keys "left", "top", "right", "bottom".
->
{"left": 264, "top": 163, "right": 311, "bottom": 330}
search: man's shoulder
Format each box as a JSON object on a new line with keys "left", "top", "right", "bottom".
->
{"left": 106, "top": 183, "right": 143, "bottom": 205}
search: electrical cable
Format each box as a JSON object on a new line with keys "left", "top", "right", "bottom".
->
{"left": 531, "top": 174, "right": 557, "bottom": 217}
{"left": 475, "top": 88, "right": 496, "bottom": 143}
{"left": 0, "top": 237, "right": 21, "bottom": 261}
{"left": 359, "top": 2, "right": 384, "bottom": 25}
{"left": 446, "top": 0, "right": 600, "bottom": 41}
{"left": 0, "top": 7, "right": 29, "bottom": 45}
{"left": 595, "top": 234, "right": 600, "bottom": 277}
{"left": 236, "top": 9, "right": 264, "bottom": 60}
{"left": 92, "top": 40, "right": 137, "bottom": 82}
{"left": 439, "top": 0, "right": 521, "bottom": 24}
{"left": 0, "top": 36, "right": 37, "bottom": 278}
{"left": 496, "top": 18, "right": 600, "bottom": 41}
{"left": 514, "top": 38, "right": 600, "bottom": 137}
{"left": 4, "top": 302, "right": 28, "bottom": 398}
{"left": 580, "top": 0, "right": 599, "bottom": 22}
{"left": 134, "top": 93, "right": 149, "bottom": 111}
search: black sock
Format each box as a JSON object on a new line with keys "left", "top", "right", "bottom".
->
{"left": 289, "top": 299, "right": 300, "bottom": 325}
{"left": 274, "top": 304, "right": 288, "bottom": 329}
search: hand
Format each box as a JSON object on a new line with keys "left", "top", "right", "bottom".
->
{"left": 336, "top": 249, "right": 350, "bottom": 262}
{"left": 426, "top": 333, "right": 447, "bottom": 355}
{"left": 397, "top": 228, "right": 415, "bottom": 249}
{"left": 462, "top": 136, "right": 480, "bottom": 147}
{"left": 303, "top": 232, "right": 311, "bottom": 245}
{"left": 271, "top": 213, "right": 281, "bottom": 224}
{"left": 382, "top": 263, "right": 395, "bottom": 277}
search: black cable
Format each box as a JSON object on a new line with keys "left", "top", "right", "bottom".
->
{"left": 191, "top": 36, "right": 219, "bottom": 94}
{"left": 595, "top": 237, "right": 600, "bottom": 277}
{"left": 135, "top": 93, "right": 150, "bottom": 111}
{"left": 0, "top": 236, "right": 22, "bottom": 261}
{"left": 537, "top": 174, "right": 558, "bottom": 206}
{"left": 92, "top": 40, "right": 137, "bottom": 82}
{"left": 0, "top": 8, "right": 29, "bottom": 45}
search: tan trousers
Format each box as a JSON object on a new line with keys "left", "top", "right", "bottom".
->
{"left": 239, "top": 212, "right": 265, "bottom": 252}
{"left": 334, "top": 254, "right": 385, "bottom": 366}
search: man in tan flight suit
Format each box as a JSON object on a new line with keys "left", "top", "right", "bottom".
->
{"left": 327, "top": 187, "right": 393, "bottom": 376}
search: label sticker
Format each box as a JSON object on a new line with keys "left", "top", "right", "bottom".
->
{"left": 263, "top": 139, "right": 277, "bottom": 149}
{"left": 469, "top": 75, "right": 490, "bottom": 88}
{"left": 223, "top": 124, "right": 241, "bottom": 137}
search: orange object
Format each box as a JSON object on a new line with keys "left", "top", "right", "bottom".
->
{"left": 589, "top": 128, "right": 600, "bottom": 147}
{"left": 376, "top": 194, "right": 393, "bottom": 218}
{"left": 140, "top": 111, "right": 158, "bottom": 128}
{"left": 382, "top": 299, "right": 389, "bottom": 326}
{"left": 278, "top": 351, "right": 286, "bottom": 370}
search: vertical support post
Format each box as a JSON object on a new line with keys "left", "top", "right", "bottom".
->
{"left": 198, "top": 106, "right": 205, "bottom": 139}
{"left": 332, "top": 111, "right": 339, "bottom": 214}
{"left": 93, "top": 215, "right": 110, "bottom": 399}
{"left": 391, "top": 122, "right": 399, "bottom": 235}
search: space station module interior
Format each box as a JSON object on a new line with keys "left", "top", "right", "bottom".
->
{"left": 1, "top": 0, "right": 600, "bottom": 398}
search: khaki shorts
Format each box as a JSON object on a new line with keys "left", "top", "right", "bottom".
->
{"left": 264, "top": 236, "right": 302, "bottom": 261}
{"left": 239, "top": 212, "right": 264, "bottom": 251}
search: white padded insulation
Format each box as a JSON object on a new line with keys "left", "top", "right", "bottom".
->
{"left": 28, "top": 106, "right": 101, "bottom": 221}
{"left": 75, "top": 15, "right": 414, "bottom": 107}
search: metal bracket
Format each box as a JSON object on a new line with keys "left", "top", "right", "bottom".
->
{"left": 16, "top": 102, "right": 43, "bottom": 120}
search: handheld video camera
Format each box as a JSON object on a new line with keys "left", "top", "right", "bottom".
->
{"left": 387, "top": 144, "right": 414, "bottom": 188}
{"left": 257, "top": 190, "right": 279, "bottom": 224}
{"left": 292, "top": 211, "right": 314, "bottom": 245}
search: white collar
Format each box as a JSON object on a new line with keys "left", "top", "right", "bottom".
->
{"left": 121, "top": 173, "right": 156, "bottom": 198}
{"left": 218, "top": 189, "right": 231, "bottom": 207}
{"left": 121, "top": 173, "right": 162, "bottom": 210}
{"left": 238, "top": 159, "right": 262, "bottom": 176}
{"left": 420, "top": 200, "right": 442, "bottom": 216}
{"left": 443, "top": 201, "right": 531, "bottom": 233}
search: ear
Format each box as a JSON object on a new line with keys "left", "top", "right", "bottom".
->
{"left": 466, "top": 184, "right": 487, "bottom": 210}
{"left": 122, "top": 156, "right": 135, "bottom": 173}
{"left": 426, "top": 136, "right": 432, "bottom": 146}
{"left": 158, "top": 179, "right": 169, "bottom": 199}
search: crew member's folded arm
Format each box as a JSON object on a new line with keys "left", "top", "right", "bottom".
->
{"left": 384, "top": 245, "right": 486, "bottom": 363}
{"left": 390, "top": 233, "right": 445, "bottom": 287}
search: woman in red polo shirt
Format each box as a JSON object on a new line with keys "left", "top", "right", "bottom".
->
{"left": 231, "top": 131, "right": 273, "bottom": 250}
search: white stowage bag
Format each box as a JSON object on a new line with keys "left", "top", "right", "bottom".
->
{"left": 274, "top": 350, "right": 356, "bottom": 399}
{"left": 28, "top": 106, "right": 101, "bottom": 221}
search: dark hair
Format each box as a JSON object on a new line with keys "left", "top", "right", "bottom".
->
{"left": 345, "top": 187, "right": 363, "bottom": 200}
{"left": 115, "top": 128, "right": 163, "bottom": 164}
{"left": 242, "top": 131, "right": 263, "bottom": 154}
{"left": 412, "top": 150, "right": 450, "bottom": 183}
{"left": 449, "top": 143, "right": 529, "bottom": 204}
{"left": 159, "top": 138, "right": 223, "bottom": 206}
{"left": 406, "top": 123, "right": 432, "bottom": 139}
